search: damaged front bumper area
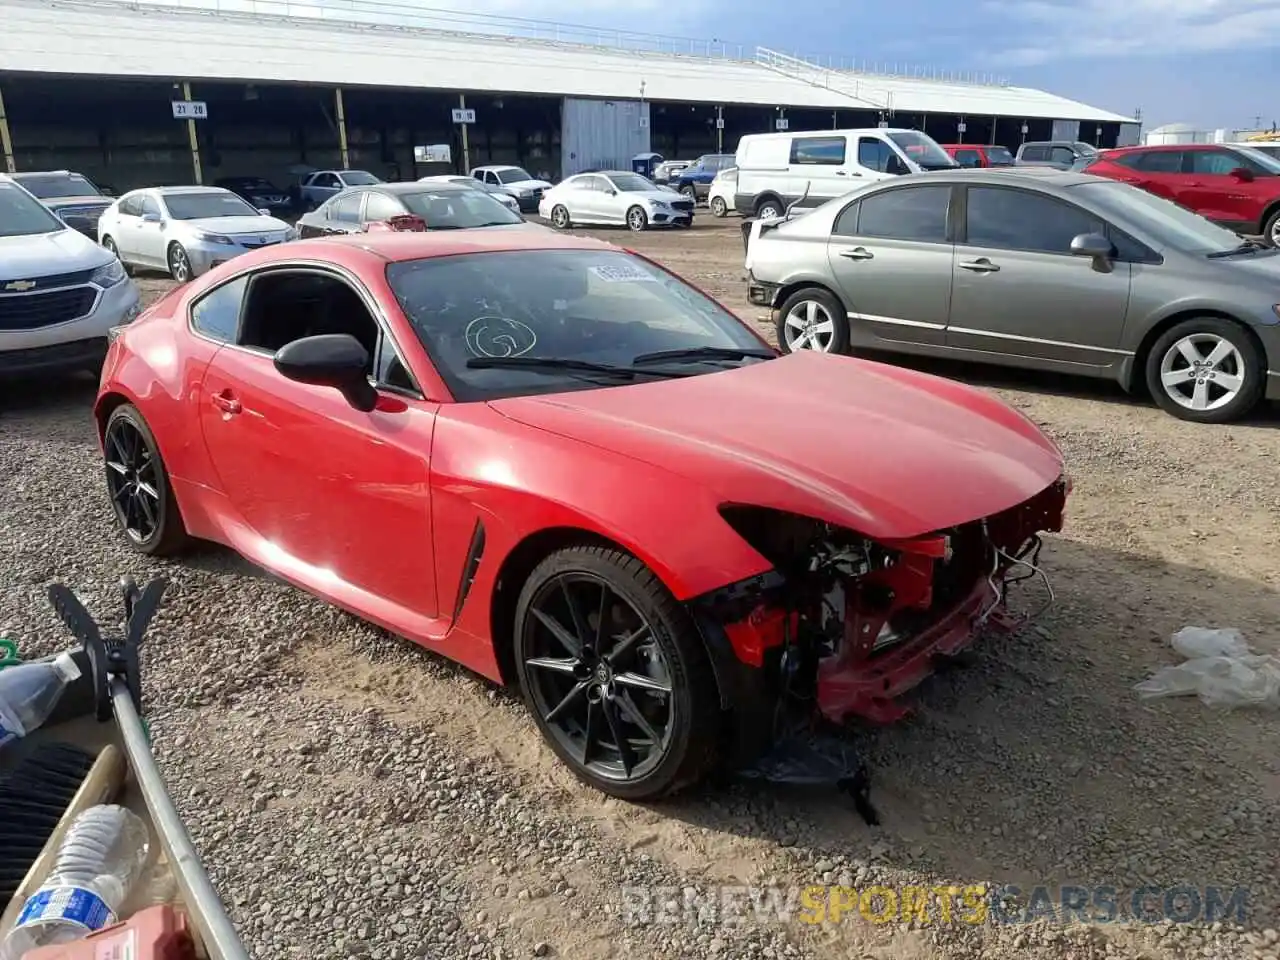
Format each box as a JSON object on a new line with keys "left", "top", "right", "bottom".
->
{"left": 688, "top": 476, "right": 1069, "bottom": 749}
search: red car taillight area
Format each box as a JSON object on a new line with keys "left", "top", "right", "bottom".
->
{"left": 704, "top": 479, "right": 1068, "bottom": 727}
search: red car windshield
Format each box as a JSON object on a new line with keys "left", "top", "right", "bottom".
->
{"left": 386, "top": 249, "right": 771, "bottom": 401}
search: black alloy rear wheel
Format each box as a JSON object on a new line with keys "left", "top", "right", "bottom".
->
{"left": 103, "top": 404, "right": 190, "bottom": 556}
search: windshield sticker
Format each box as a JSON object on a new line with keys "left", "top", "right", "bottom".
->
{"left": 590, "top": 263, "right": 658, "bottom": 283}
{"left": 464, "top": 316, "right": 537, "bottom": 358}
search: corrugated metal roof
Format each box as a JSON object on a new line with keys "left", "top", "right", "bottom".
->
{"left": 0, "top": 0, "right": 1136, "bottom": 123}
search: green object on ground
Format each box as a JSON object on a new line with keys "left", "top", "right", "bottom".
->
{"left": 0, "top": 638, "right": 19, "bottom": 670}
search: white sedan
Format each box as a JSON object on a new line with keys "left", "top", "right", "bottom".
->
{"left": 418, "top": 175, "right": 523, "bottom": 214}
{"left": 97, "top": 186, "right": 295, "bottom": 282}
{"left": 538, "top": 171, "right": 694, "bottom": 231}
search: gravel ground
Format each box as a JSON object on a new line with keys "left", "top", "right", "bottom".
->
{"left": 2, "top": 215, "right": 1279, "bottom": 960}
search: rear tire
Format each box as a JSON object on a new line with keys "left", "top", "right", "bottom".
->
{"left": 102, "top": 404, "right": 192, "bottom": 556}
{"left": 1263, "top": 207, "right": 1280, "bottom": 248}
{"left": 756, "top": 196, "right": 784, "bottom": 220}
{"left": 513, "top": 544, "right": 720, "bottom": 800}
{"left": 710, "top": 196, "right": 728, "bottom": 218}
{"left": 101, "top": 236, "right": 132, "bottom": 276}
{"left": 776, "top": 287, "right": 850, "bottom": 355}
{"left": 1144, "top": 317, "right": 1264, "bottom": 423}
{"left": 680, "top": 185, "right": 697, "bottom": 203}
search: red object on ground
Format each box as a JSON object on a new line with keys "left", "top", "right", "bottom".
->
{"left": 20, "top": 905, "right": 196, "bottom": 960}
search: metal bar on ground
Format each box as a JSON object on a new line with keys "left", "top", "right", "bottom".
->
{"left": 182, "top": 81, "right": 202, "bottom": 184}
{"left": 111, "top": 678, "right": 250, "bottom": 960}
{"left": 335, "top": 87, "right": 350, "bottom": 169}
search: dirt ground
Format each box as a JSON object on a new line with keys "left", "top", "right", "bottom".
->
{"left": 9, "top": 215, "right": 1280, "bottom": 959}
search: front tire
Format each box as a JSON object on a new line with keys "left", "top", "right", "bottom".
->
{"left": 1144, "top": 317, "right": 1264, "bottom": 423}
{"left": 776, "top": 287, "right": 850, "bottom": 355}
{"left": 103, "top": 404, "right": 191, "bottom": 556}
{"left": 626, "top": 206, "right": 648, "bottom": 232}
{"left": 513, "top": 544, "right": 720, "bottom": 801}
{"left": 550, "top": 204, "right": 571, "bottom": 230}
{"left": 710, "top": 196, "right": 728, "bottom": 218}
{"left": 167, "top": 243, "right": 193, "bottom": 283}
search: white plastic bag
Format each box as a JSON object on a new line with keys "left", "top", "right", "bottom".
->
{"left": 1135, "top": 628, "right": 1280, "bottom": 710}
{"left": 1170, "top": 627, "right": 1251, "bottom": 660}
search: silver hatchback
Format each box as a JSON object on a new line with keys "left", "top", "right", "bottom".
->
{"left": 744, "top": 168, "right": 1280, "bottom": 423}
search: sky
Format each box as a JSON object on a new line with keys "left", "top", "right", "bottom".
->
{"left": 407, "top": 0, "right": 1280, "bottom": 131}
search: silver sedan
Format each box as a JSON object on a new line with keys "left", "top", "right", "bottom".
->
{"left": 744, "top": 168, "right": 1280, "bottom": 423}
{"left": 538, "top": 171, "right": 693, "bottom": 231}
{"left": 97, "top": 186, "right": 295, "bottom": 282}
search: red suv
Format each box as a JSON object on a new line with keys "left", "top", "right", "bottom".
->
{"left": 1082, "top": 143, "right": 1280, "bottom": 246}
{"left": 939, "top": 144, "right": 1016, "bottom": 168}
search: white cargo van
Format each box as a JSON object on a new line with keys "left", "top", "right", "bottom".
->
{"left": 733, "top": 127, "right": 957, "bottom": 219}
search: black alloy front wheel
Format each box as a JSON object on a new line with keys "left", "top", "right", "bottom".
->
{"left": 513, "top": 545, "right": 719, "bottom": 800}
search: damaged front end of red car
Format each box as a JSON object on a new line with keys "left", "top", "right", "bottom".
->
{"left": 687, "top": 476, "right": 1069, "bottom": 762}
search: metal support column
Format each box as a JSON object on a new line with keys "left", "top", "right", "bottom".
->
{"left": 832, "top": 110, "right": 838, "bottom": 130}
{"left": 182, "top": 82, "right": 203, "bottom": 184}
{"left": 335, "top": 87, "right": 350, "bottom": 169}
{"left": 0, "top": 84, "right": 15, "bottom": 174}
{"left": 716, "top": 104, "right": 724, "bottom": 153}
{"left": 990, "top": 116, "right": 998, "bottom": 145}
{"left": 458, "top": 93, "right": 470, "bottom": 174}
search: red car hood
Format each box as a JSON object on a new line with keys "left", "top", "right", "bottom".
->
{"left": 488, "top": 352, "right": 1065, "bottom": 540}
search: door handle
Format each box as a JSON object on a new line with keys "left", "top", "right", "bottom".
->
{"left": 839, "top": 247, "right": 874, "bottom": 260}
{"left": 835, "top": 170, "right": 847, "bottom": 176}
{"left": 211, "top": 391, "right": 241, "bottom": 415}
{"left": 958, "top": 258, "right": 1000, "bottom": 273}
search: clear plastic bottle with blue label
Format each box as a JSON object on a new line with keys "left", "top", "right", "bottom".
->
{"left": 0, "top": 805, "right": 151, "bottom": 960}
{"left": 0, "top": 653, "right": 81, "bottom": 751}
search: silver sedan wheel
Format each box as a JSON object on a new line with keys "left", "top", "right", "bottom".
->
{"left": 1158, "top": 333, "right": 1246, "bottom": 413}
{"left": 783, "top": 299, "right": 836, "bottom": 352}
{"left": 1270, "top": 217, "right": 1280, "bottom": 247}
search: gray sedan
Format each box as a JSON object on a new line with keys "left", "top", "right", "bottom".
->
{"left": 744, "top": 168, "right": 1280, "bottom": 423}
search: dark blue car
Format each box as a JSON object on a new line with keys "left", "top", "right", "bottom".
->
{"left": 672, "top": 153, "right": 736, "bottom": 202}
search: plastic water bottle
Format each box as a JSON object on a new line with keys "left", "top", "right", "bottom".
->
{"left": 0, "top": 653, "right": 81, "bottom": 751}
{"left": 1, "top": 805, "right": 151, "bottom": 960}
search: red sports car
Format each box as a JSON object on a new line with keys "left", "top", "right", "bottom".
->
{"left": 94, "top": 230, "right": 1069, "bottom": 800}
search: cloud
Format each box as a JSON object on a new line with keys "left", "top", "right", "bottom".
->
{"left": 982, "top": 0, "right": 1280, "bottom": 65}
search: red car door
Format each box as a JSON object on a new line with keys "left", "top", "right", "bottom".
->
{"left": 1181, "top": 147, "right": 1264, "bottom": 229}
{"left": 196, "top": 272, "right": 440, "bottom": 620}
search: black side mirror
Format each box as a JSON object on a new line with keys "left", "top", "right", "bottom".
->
{"left": 1229, "top": 166, "right": 1254, "bottom": 182}
{"left": 273, "top": 333, "right": 377, "bottom": 411}
{"left": 1070, "top": 232, "right": 1115, "bottom": 272}
{"left": 887, "top": 157, "right": 910, "bottom": 176}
